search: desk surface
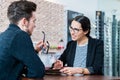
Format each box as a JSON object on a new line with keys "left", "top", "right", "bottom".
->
{"left": 22, "top": 75, "right": 120, "bottom": 80}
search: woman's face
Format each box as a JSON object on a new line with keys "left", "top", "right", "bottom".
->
{"left": 69, "top": 20, "right": 88, "bottom": 41}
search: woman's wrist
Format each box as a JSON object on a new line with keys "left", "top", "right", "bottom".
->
{"left": 81, "top": 68, "right": 91, "bottom": 74}
{"left": 76, "top": 68, "right": 84, "bottom": 74}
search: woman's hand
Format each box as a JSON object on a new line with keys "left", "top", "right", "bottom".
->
{"left": 53, "top": 60, "right": 63, "bottom": 69}
{"left": 60, "top": 67, "right": 84, "bottom": 76}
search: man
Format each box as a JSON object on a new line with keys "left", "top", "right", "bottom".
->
{"left": 0, "top": 1, "right": 45, "bottom": 80}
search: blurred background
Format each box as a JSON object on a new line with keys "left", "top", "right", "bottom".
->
{"left": 0, "top": 0, "right": 120, "bottom": 76}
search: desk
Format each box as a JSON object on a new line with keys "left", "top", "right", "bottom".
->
{"left": 22, "top": 75, "right": 120, "bottom": 80}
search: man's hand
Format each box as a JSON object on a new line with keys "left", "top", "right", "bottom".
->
{"left": 34, "top": 40, "right": 46, "bottom": 53}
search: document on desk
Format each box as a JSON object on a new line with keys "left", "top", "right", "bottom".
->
{"left": 45, "top": 69, "right": 61, "bottom": 75}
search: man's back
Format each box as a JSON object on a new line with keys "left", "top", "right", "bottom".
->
{"left": 0, "top": 24, "right": 45, "bottom": 80}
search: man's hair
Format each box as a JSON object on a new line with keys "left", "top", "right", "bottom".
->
{"left": 7, "top": 0, "right": 37, "bottom": 24}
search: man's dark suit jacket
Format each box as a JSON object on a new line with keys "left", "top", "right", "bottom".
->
{"left": 59, "top": 37, "right": 104, "bottom": 75}
{"left": 0, "top": 24, "right": 45, "bottom": 80}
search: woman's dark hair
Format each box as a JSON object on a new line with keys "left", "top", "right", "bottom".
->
{"left": 7, "top": 0, "right": 37, "bottom": 24}
{"left": 73, "top": 15, "right": 91, "bottom": 37}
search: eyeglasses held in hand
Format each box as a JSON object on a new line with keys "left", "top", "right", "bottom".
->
{"left": 41, "top": 31, "right": 50, "bottom": 54}
{"left": 42, "top": 31, "right": 45, "bottom": 43}
{"left": 46, "top": 41, "right": 50, "bottom": 54}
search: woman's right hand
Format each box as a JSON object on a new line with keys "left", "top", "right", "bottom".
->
{"left": 53, "top": 60, "right": 63, "bottom": 69}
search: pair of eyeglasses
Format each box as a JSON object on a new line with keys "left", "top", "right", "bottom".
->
{"left": 69, "top": 26, "right": 82, "bottom": 33}
{"left": 41, "top": 31, "right": 50, "bottom": 54}
{"left": 42, "top": 31, "right": 45, "bottom": 43}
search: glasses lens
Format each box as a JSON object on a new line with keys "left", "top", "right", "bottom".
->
{"left": 69, "top": 26, "right": 81, "bottom": 33}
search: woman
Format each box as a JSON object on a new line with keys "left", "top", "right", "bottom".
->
{"left": 53, "top": 16, "right": 104, "bottom": 75}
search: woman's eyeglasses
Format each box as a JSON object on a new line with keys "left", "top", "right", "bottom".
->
{"left": 69, "top": 26, "right": 82, "bottom": 33}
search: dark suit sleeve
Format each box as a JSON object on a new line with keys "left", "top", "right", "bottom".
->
{"left": 59, "top": 42, "right": 71, "bottom": 66}
{"left": 92, "top": 40, "right": 104, "bottom": 74}
{"left": 11, "top": 31, "right": 45, "bottom": 78}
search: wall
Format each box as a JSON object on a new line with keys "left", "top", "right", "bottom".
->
{"left": 98, "top": 0, "right": 120, "bottom": 16}
{"left": 45, "top": 0, "right": 98, "bottom": 23}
